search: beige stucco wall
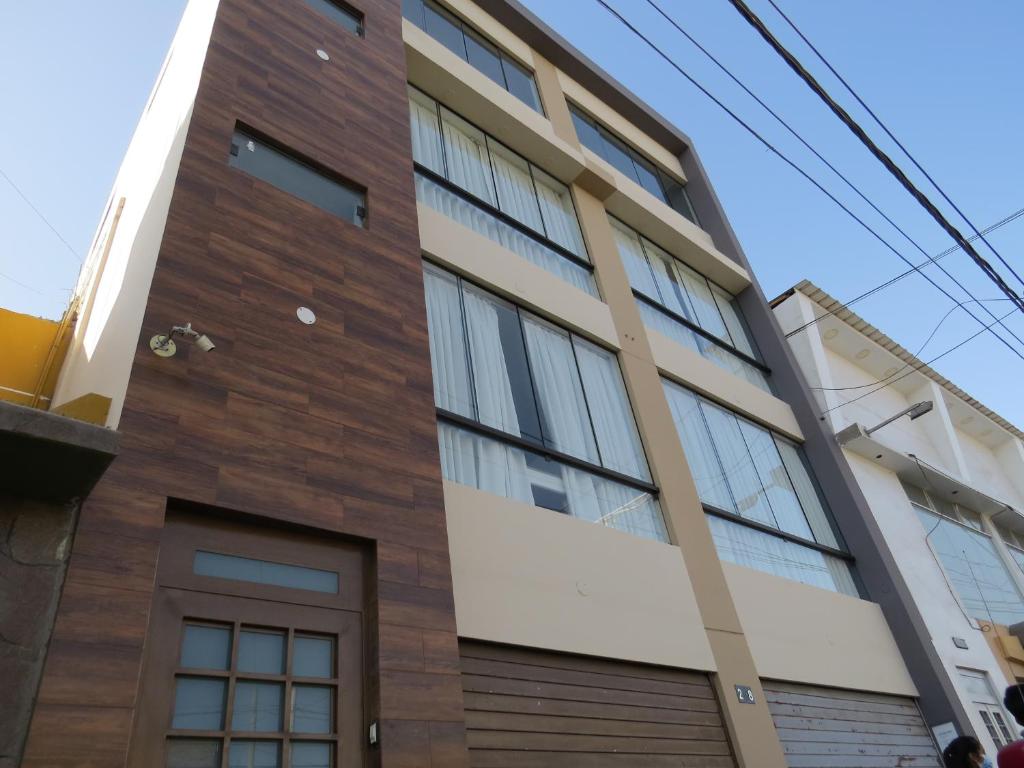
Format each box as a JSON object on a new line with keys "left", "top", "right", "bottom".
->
{"left": 724, "top": 562, "right": 918, "bottom": 697}
{"left": 444, "top": 481, "right": 717, "bottom": 670}
{"left": 51, "top": 0, "right": 220, "bottom": 428}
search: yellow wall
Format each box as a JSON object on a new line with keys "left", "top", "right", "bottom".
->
{"left": 0, "top": 308, "right": 69, "bottom": 407}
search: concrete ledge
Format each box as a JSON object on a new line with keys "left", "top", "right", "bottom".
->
{"left": 0, "top": 401, "right": 119, "bottom": 501}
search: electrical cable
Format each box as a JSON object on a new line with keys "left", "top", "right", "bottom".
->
{"left": 810, "top": 297, "right": 1014, "bottom": 392}
{"left": 763, "top": 0, "right": 1024, "bottom": 294}
{"left": 725, "top": 0, "right": 1024, "bottom": 318}
{"left": 784, "top": 206, "right": 1024, "bottom": 339}
{"left": 0, "top": 167, "right": 82, "bottom": 265}
{"left": 821, "top": 306, "right": 1018, "bottom": 414}
{"left": 591, "top": 0, "right": 1024, "bottom": 363}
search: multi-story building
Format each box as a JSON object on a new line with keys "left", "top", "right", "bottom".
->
{"left": 774, "top": 279, "right": 1024, "bottom": 757}
{"left": 4, "top": 1, "right": 990, "bottom": 765}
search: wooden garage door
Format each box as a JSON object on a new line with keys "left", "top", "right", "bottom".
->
{"left": 763, "top": 681, "right": 940, "bottom": 768}
{"left": 459, "top": 640, "right": 737, "bottom": 767}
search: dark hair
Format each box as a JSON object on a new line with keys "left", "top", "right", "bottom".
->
{"left": 942, "top": 735, "right": 982, "bottom": 768}
{"left": 1006, "top": 683, "right": 1024, "bottom": 725}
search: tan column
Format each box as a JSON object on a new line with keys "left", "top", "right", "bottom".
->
{"left": 531, "top": 54, "right": 577, "bottom": 145}
{"left": 574, "top": 186, "right": 788, "bottom": 768}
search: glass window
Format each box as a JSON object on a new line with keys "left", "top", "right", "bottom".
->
{"left": 532, "top": 167, "right": 585, "bottom": 258}
{"left": 173, "top": 677, "right": 227, "bottom": 730}
{"left": 193, "top": 551, "right": 339, "bottom": 594}
{"left": 228, "top": 741, "right": 281, "bottom": 768}
{"left": 167, "top": 740, "right": 222, "bottom": 768}
{"left": 291, "top": 742, "right": 332, "bottom": 768}
{"left": 711, "top": 284, "right": 756, "bottom": 358}
{"left": 402, "top": 0, "right": 425, "bottom": 27}
{"left": 304, "top": 0, "right": 362, "bottom": 36}
{"left": 228, "top": 130, "right": 365, "bottom": 227}
{"left": 737, "top": 421, "right": 811, "bottom": 539}
{"left": 464, "top": 29, "right": 505, "bottom": 88}
{"left": 501, "top": 55, "right": 542, "bottom": 112}
{"left": 631, "top": 154, "right": 665, "bottom": 202}
{"left": 598, "top": 128, "right": 639, "bottom": 181}
{"left": 408, "top": 87, "right": 445, "bottom": 176}
{"left": 423, "top": 265, "right": 474, "bottom": 418}
{"left": 488, "top": 139, "right": 544, "bottom": 232}
{"left": 611, "top": 219, "right": 658, "bottom": 299}
{"left": 439, "top": 107, "right": 497, "bottom": 206}
{"left": 181, "top": 624, "right": 232, "bottom": 671}
{"left": 293, "top": 636, "right": 334, "bottom": 679}
{"left": 570, "top": 109, "right": 603, "bottom": 154}
{"left": 233, "top": 681, "right": 284, "bottom": 732}
{"left": 238, "top": 630, "right": 286, "bottom": 675}
{"left": 660, "top": 171, "right": 698, "bottom": 224}
{"left": 292, "top": 686, "right": 332, "bottom": 733}
{"left": 423, "top": 0, "right": 467, "bottom": 59}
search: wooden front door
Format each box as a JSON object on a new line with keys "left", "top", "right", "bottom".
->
{"left": 130, "top": 512, "right": 367, "bottom": 768}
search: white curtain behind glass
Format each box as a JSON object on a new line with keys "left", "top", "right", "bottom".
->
{"left": 663, "top": 382, "right": 734, "bottom": 512}
{"left": 776, "top": 439, "right": 838, "bottom": 548}
{"left": 423, "top": 266, "right": 473, "bottom": 418}
{"left": 674, "top": 260, "right": 730, "bottom": 341}
{"left": 533, "top": 169, "right": 586, "bottom": 258}
{"left": 699, "top": 403, "right": 776, "bottom": 527}
{"left": 738, "top": 421, "right": 813, "bottom": 540}
{"left": 438, "top": 423, "right": 532, "bottom": 503}
{"left": 488, "top": 141, "right": 544, "bottom": 232}
{"left": 711, "top": 284, "right": 755, "bottom": 357}
{"left": 440, "top": 108, "right": 497, "bottom": 206}
{"left": 573, "top": 337, "right": 650, "bottom": 481}
{"left": 612, "top": 219, "right": 659, "bottom": 298}
{"left": 462, "top": 287, "right": 520, "bottom": 436}
{"left": 408, "top": 89, "right": 444, "bottom": 175}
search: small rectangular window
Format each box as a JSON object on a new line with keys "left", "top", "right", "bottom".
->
{"left": 194, "top": 550, "right": 339, "bottom": 594}
{"left": 229, "top": 129, "right": 366, "bottom": 227}
{"left": 304, "top": 0, "right": 363, "bottom": 36}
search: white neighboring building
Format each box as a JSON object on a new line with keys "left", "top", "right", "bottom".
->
{"left": 773, "top": 280, "right": 1024, "bottom": 756}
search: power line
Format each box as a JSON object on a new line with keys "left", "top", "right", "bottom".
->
{"left": 725, "top": 0, "right": 1024, "bottom": 319}
{"left": 0, "top": 166, "right": 83, "bottom": 265}
{"left": 784, "top": 206, "right": 1024, "bottom": 339}
{"left": 590, "top": 0, "right": 1024, "bottom": 364}
{"left": 822, "top": 307, "right": 1018, "bottom": 414}
{"left": 809, "top": 297, "right": 1014, "bottom": 392}
{"left": 763, "top": 0, "right": 1024, "bottom": 294}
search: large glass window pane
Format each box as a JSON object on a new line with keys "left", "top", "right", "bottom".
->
{"left": 663, "top": 382, "right": 734, "bottom": 512}
{"left": 660, "top": 171, "right": 698, "bottom": 224}
{"left": 711, "top": 284, "right": 756, "bottom": 358}
{"left": 294, "top": 635, "right": 334, "bottom": 679}
{"left": 776, "top": 438, "right": 839, "bottom": 548}
{"left": 708, "top": 515, "right": 858, "bottom": 595}
{"left": 737, "top": 421, "right": 811, "bottom": 540}
{"left": 462, "top": 286, "right": 543, "bottom": 444}
{"left": 438, "top": 422, "right": 667, "bottom": 541}
{"left": 520, "top": 314, "right": 599, "bottom": 464}
{"left": 573, "top": 337, "right": 650, "bottom": 481}
{"left": 917, "top": 509, "right": 1024, "bottom": 624}
{"left": 423, "top": 265, "right": 474, "bottom": 418}
{"left": 487, "top": 139, "right": 544, "bottom": 232}
{"left": 181, "top": 625, "right": 232, "bottom": 671}
{"left": 402, "top": 0, "right": 426, "bottom": 27}
{"left": 304, "top": 0, "right": 362, "bottom": 35}
{"left": 501, "top": 55, "right": 542, "bottom": 112}
{"left": 612, "top": 219, "right": 659, "bottom": 299}
{"left": 292, "top": 685, "right": 333, "bottom": 733}
{"left": 194, "top": 551, "right": 338, "bottom": 594}
{"left": 229, "top": 131, "right": 365, "bottom": 227}
{"left": 291, "top": 743, "right": 332, "bottom": 768}
{"left": 232, "top": 681, "right": 284, "bottom": 732}
{"left": 423, "top": 0, "right": 467, "bottom": 59}
{"left": 699, "top": 403, "right": 775, "bottom": 527}
{"left": 415, "top": 175, "right": 597, "bottom": 295}
{"left": 631, "top": 154, "right": 667, "bottom": 203}
{"left": 228, "top": 741, "right": 281, "bottom": 768}
{"left": 408, "top": 87, "right": 444, "bottom": 176}
{"left": 598, "top": 128, "right": 640, "bottom": 181}
{"left": 674, "top": 261, "right": 730, "bottom": 341}
{"left": 532, "top": 167, "right": 586, "bottom": 258}
{"left": 167, "top": 739, "right": 222, "bottom": 768}
{"left": 172, "top": 677, "right": 227, "bottom": 730}
{"left": 570, "top": 109, "right": 603, "bottom": 155}
{"left": 646, "top": 244, "right": 694, "bottom": 320}
{"left": 464, "top": 29, "right": 506, "bottom": 88}
{"left": 440, "top": 108, "right": 497, "bottom": 206}
{"left": 238, "top": 630, "right": 285, "bottom": 675}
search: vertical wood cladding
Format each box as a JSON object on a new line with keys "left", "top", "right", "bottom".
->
{"left": 459, "top": 641, "right": 737, "bottom": 767}
{"left": 21, "top": 0, "right": 469, "bottom": 765}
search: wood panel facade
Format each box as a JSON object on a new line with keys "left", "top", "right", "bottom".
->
{"left": 762, "top": 681, "right": 940, "bottom": 768}
{"left": 20, "top": 0, "right": 469, "bottom": 765}
{"left": 459, "top": 640, "right": 737, "bottom": 767}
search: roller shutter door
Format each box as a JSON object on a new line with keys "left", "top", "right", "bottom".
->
{"left": 763, "top": 681, "right": 941, "bottom": 768}
{"left": 459, "top": 640, "right": 737, "bottom": 767}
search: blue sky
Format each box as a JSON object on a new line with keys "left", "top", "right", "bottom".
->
{"left": 2, "top": 0, "right": 1022, "bottom": 425}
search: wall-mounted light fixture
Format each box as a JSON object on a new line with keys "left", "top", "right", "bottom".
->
{"left": 864, "top": 401, "right": 933, "bottom": 435}
{"left": 150, "top": 322, "right": 216, "bottom": 358}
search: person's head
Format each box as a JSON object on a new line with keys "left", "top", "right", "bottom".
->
{"left": 942, "top": 735, "right": 984, "bottom": 768}
{"left": 1005, "top": 683, "right": 1024, "bottom": 726}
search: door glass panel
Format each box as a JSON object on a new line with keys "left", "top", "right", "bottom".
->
{"left": 291, "top": 742, "right": 332, "bottom": 768}
{"left": 167, "top": 739, "right": 222, "bottom": 768}
{"left": 228, "top": 740, "right": 282, "bottom": 768}
{"left": 238, "top": 630, "right": 286, "bottom": 675}
{"left": 172, "top": 677, "right": 227, "bottom": 730}
{"left": 292, "top": 685, "right": 333, "bottom": 733}
{"left": 294, "top": 636, "right": 334, "bottom": 679}
{"left": 181, "top": 625, "right": 232, "bottom": 670}
{"left": 194, "top": 551, "right": 338, "bottom": 594}
{"left": 232, "top": 681, "right": 284, "bottom": 732}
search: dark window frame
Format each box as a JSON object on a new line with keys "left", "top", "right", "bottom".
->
{"left": 304, "top": 0, "right": 364, "bottom": 37}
